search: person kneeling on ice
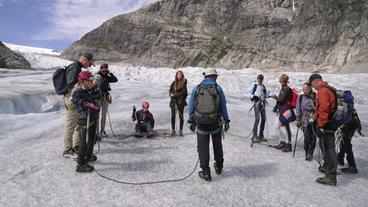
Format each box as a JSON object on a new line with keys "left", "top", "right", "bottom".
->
{"left": 72, "top": 71, "right": 100, "bottom": 173}
{"left": 131, "top": 101, "right": 155, "bottom": 138}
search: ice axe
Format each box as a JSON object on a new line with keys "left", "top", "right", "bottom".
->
{"left": 293, "top": 127, "right": 300, "bottom": 158}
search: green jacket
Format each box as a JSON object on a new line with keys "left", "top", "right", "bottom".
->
{"left": 66, "top": 61, "right": 83, "bottom": 91}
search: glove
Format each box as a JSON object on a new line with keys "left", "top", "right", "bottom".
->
{"left": 224, "top": 122, "right": 230, "bottom": 132}
{"left": 252, "top": 96, "right": 259, "bottom": 102}
{"left": 84, "top": 102, "right": 100, "bottom": 112}
{"left": 188, "top": 120, "right": 196, "bottom": 132}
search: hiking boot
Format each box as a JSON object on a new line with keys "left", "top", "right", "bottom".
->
{"left": 337, "top": 158, "right": 345, "bottom": 166}
{"left": 72, "top": 146, "right": 79, "bottom": 154}
{"left": 316, "top": 175, "right": 337, "bottom": 186}
{"left": 178, "top": 130, "right": 183, "bottom": 137}
{"left": 318, "top": 166, "right": 327, "bottom": 174}
{"left": 134, "top": 132, "right": 144, "bottom": 138}
{"left": 306, "top": 154, "right": 313, "bottom": 161}
{"left": 198, "top": 171, "right": 212, "bottom": 182}
{"left": 282, "top": 143, "right": 292, "bottom": 152}
{"left": 341, "top": 166, "right": 358, "bottom": 174}
{"left": 95, "top": 135, "right": 102, "bottom": 142}
{"left": 100, "top": 131, "right": 108, "bottom": 138}
{"left": 90, "top": 154, "right": 97, "bottom": 162}
{"left": 213, "top": 162, "right": 223, "bottom": 175}
{"left": 76, "top": 163, "right": 94, "bottom": 173}
{"left": 171, "top": 130, "right": 176, "bottom": 136}
{"left": 258, "top": 135, "right": 267, "bottom": 142}
{"left": 251, "top": 135, "right": 260, "bottom": 143}
{"left": 147, "top": 132, "right": 155, "bottom": 138}
{"left": 63, "top": 149, "right": 76, "bottom": 158}
{"left": 273, "top": 141, "right": 286, "bottom": 149}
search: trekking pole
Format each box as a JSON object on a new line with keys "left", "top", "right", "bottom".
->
{"left": 248, "top": 103, "right": 256, "bottom": 113}
{"left": 292, "top": 127, "right": 300, "bottom": 158}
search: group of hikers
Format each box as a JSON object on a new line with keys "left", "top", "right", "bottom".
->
{"left": 57, "top": 52, "right": 362, "bottom": 186}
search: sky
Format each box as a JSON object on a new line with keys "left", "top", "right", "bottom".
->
{"left": 0, "top": 0, "right": 158, "bottom": 51}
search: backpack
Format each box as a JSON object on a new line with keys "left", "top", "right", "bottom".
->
{"left": 52, "top": 67, "right": 68, "bottom": 95}
{"left": 287, "top": 88, "right": 299, "bottom": 108}
{"left": 323, "top": 86, "right": 355, "bottom": 128}
{"left": 195, "top": 84, "right": 221, "bottom": 124}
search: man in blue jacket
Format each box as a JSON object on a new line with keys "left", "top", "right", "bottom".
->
{"left": 188, "top": 68, "right": 230, "bottom": 182}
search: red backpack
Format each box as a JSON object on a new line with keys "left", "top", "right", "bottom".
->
{"left": 287, "top": 88, "right": 299, "bottom": 108}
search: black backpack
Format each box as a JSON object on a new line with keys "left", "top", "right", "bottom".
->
{"left": 195, "top": 84, "right": 221, "bottom": 124}
{"left": 52, "top": 67, "right": 68, "bottom": 95}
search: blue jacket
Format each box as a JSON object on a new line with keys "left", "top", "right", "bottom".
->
{"left": 188, "top": 77, "right": 229, "bottom": 123}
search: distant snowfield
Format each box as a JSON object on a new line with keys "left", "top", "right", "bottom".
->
{"left": 0, "top": 45, "right": 368, "bottom": 207}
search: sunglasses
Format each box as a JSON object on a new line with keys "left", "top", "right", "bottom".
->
{"left": 101, "top": 70, "right": 109, "bottom": 73}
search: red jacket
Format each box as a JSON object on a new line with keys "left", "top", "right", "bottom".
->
{"left": 316, "top": 82, "right": 336, "bottom": 128}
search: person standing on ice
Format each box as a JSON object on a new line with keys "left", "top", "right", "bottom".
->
{"left": 295, "top": 82, "right": 317, "bottom": 161}
{"left": 309, "top": 73, "right": 338, "bottom": 186}
{"left": 63, "top": 52, "right": 94, "bottom": 158}
{"left": 272, "top": 74, "right": 293, "bottom": 152}
{"left": 188, "top": 68, "right": 230, "bottom": 182}
{"left": 245, "top": 74, "right": 271, "bottom": 143}
{"left": 169, "top": 70, "right": 188, "bottom": 137}
{"left": 96, "top": 63, "right": 118, "bottom": 138}
{"left": 72, "top": 71, "right": 100, "bottom": 173}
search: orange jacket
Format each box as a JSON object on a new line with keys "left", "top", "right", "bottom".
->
{"left": 316, "top": 82, "right": 336, "bottom": 128}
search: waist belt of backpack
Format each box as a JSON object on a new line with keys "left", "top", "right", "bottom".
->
{"left": 197, "top": 128, "right": 221, "bottom": 135}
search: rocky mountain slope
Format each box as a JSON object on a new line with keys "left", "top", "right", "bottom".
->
{"left": 62, "top": 0, "right": 368, "bottom": 72}
{"left": 0, "top": 42, "right": 31, "bottom": 69}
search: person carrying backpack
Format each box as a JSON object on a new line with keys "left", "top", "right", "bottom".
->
{"left": 309, "top": 73, "right": 337, "bottom": 186}
{"left": 245, "top": 74, "right": 271, "bottom": 143}
{"left": 62, "top": 52, "right": 94, "bottom": 158}
{"left": 272, "top": 74, "right": 294, "bottom": 152}
{"left": 96, "top": 63, "right": 118, "bottom": 138}
{"left": 337, "top": 110, "right": 362, "bottom": 174}
{"left": 188, "top": 68, "right": 230, "bottom": 182}
{"left": 295, "top": 82, "right": 317, "bottom": 161}
{"left": 169, "top": 70, "right": 188, "bottom": 136}
{"left": 72, "top": 71, "right": 100, "bottom": 173}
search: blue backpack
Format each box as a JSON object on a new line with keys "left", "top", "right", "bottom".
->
{"left": 324, "top": 86, "right": 354, "bottom": 128}
{"left": 52, "top": 67, "right": 68, "bottom": 95}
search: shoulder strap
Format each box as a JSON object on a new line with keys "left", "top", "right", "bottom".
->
{"left": 298, "top": 94, "right": 303, "bottom": 112}
{"left": 252, "top": 83, "right": 257, "bottom": 95}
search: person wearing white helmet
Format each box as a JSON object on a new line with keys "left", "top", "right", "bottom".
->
{"left": 188, "top": 68, "right": 230, "bottom": 182}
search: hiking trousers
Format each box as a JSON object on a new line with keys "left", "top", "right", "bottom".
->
{"left": 337, "top": 136, "right": 356, "bottom": 167}
{"left": 197, "top": 128, "right": 224, "bottom": 174}
{"left": 304, "top": 124, "right": 317, "bottom": 155}
{"left": 253, "top": 102, "right": 266, "bottom": 137}
{"left": 171, "top": 104, "right": 185, "bottom": 131}
{"left": 77, "top": 121, "right": 97, "bottom": 165}
{"left": 275, "top": 116, "right": 292, "bottom": 143}
{"left": 63, "top": 94, "right": 80, "bottom": 150}
{"left": 320, "top": 131, "right": 337, "bottom": 176}
{"left": 100, "top": 94, "right": 109, "bottom": 133}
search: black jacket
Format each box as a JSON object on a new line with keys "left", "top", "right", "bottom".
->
{"left": 97, "top": 71, "right": 118, "bottom": 94}
{"left": 72, "top": 88, "right": 100, "bottom": 125}
{"left": 169, "top": 79, "right": 188, "bottom": 108}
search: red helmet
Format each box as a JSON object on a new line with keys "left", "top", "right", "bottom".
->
{"left": 142, "top": 101, "right": 149, "bottom": 109}
{"left": 78, "top": 70, "right": 94, "bottom": 81}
